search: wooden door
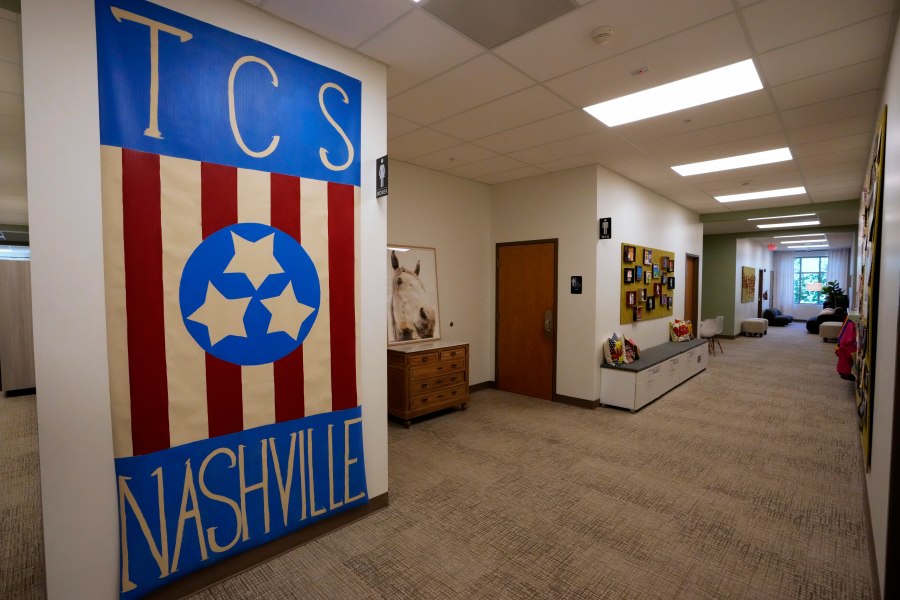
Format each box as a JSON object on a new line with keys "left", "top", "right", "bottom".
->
{"left": 496, "top": 241, "right": 556, "bottom": 400}
{"left": 757, "top": 268, "right": 765, "bottom": 317}
{"left": 684, "top": 255, "right": 699, "bottom": 337}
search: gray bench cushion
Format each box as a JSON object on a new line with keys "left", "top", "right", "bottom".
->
{"left": 601, "top": 338, "right": 707, "bottom": 372}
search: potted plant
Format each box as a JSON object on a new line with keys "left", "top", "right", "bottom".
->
{"left": 820, "top": 280, "right": 846, "bottom": 308}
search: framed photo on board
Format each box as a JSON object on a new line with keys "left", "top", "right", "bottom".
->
{"left": 624, "top": 268, "right": 634, "bottom": 284}
{"left": 623, "top": 245, "right": 636, "bottom": 263}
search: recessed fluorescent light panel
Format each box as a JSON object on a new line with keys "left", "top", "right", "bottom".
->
{"left": 673, "top": 147, "right": 792, "bottom": 176}
{"left": 773, "top": 233, "right": 825, "bottom": 238}
{"left": 747, "top": 212, "right": 815, "bottom": 221}
{"left": 583, "top": 59, "right": 762, "bottom": 127}
{"left": 716, "top": 187, "right": 806, "bottom": 203}
{"left": 779, "top": 239, "right": 826, "bottom": 244}
{"left": 786, "top": 244, "right": 828, "bottom": 249}
{"left": 755, "top": 220, "right": 820, "bottom": 229}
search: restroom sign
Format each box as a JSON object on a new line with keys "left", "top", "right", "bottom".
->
{"left": 376, "top": 155, "right": 388, "bottom": 198}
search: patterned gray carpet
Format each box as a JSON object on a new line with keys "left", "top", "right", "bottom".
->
{"left": 1, "top": 323, "right": 876, "bottom": 599}
{"left": 0, "top": 393, "right": 45, "bottom": 599}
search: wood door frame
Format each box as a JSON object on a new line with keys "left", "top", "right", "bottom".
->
{"left": 685, "top": 253, "right": 700, "bottom": 338}
{"left": 757, "top": 268, "right": 765, "bottom": 317}
{"left": 494, "top": 239, "right": 558, "bottom": 400}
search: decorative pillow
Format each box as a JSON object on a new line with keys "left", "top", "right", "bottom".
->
{"left": 670, "top": 319, "right": 692, "bottom": 342}
{"left": 624, "top": 338, "right": 640, "bottom": 363}
{"left": 604, "top": 332, "right": 626, "bottom": 366}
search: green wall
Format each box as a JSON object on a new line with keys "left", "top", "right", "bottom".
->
{"left": 701, "top": 236, "right": 737, "bottom": 336}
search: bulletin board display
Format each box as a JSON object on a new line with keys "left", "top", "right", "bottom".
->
{"left": 620, "top": 243, "right": 675, "bottom": 324}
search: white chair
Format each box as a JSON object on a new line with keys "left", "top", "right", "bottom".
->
{"left": 700, "top": 316, "right": 725, "bottom": 356}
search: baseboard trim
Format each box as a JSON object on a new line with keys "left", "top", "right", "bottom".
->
{"left": 470, "top": 381, "right": 495, "bottom": 393}
{"left": 145, "top": 492, "right": 389, "bottom": 600}
{"left": 858, "top": 442, "right": 883, "bottom": 600}
{"left": 553, "top": 393, "right": 600, "bottom": 409}
{"left": 5, "top": 387, "right": 36, "bottom": 397}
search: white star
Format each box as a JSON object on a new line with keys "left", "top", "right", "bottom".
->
{"left": 260, "top": 281, "right": 315, "bottom": 340}
{"left": 186, "top": 282, "right": 252, "bottom": 346}
{"left": 224, "top": 232, "right": 284, "bottom": 289}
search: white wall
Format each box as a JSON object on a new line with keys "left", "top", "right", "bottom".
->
{"left": 492, "top": 166, "right": 598, "bottom": 400}
{"left": 594, "top": 166, "right": 704, "bottom": 382}
{"left": 387, "top": 161, "right": 494, "bottom": 384}
{"left": 21, "top": 1, "right": 387, "bottom": 598}
{"left": 490, "top": 165, "right": 703, "bottom": 402}
{"left": 868, "top": 20, "right": 900, "bottom": 597}
{"left": 733, "top": 240, "right": 772, "bottom": 332}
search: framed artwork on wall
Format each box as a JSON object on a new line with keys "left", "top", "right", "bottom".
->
{"left": 653, "top": 263, "right": 660, "bottom": 278}
{"left": 633, "top": 306, "right": 643, "bottom": 321}
{"left": 626, "top": 291, "right": 636, "bottom": 307}
{"left": 387, "top": 246, "right": 441, "bottom": 345}
{"left": 646, "top": 297, "right": 655, "bottom": 310}
{"left": 643, "top": 248, "right": 653, "bottom": 265}
{"left": 623, "top": 245, "right": 636, "bottom": 263}
{"left": 661, "top": 275, "right": 668, "bottom": 285}
{"left": 624, "top": 267, "right": 634, "bottom": 284}
{"left": 741, "top": 266, "right": 756, "bottom": 303}
{"left": 640, "top": 288, "right": 647, "bottom": 301}
{"left": 667, "top": 277, "right": 676, "bottom": 290}
{"left": 644, "top": 271, "right": 651, "bottom": 285}
{"left": 636, "top": 265, "right": 643, "bottom": 279}
{"left": 662, "top": 256, "right": 669, "bottom": 270}
{"left": 654, "top": 283, "right": 662, "bottom": 297}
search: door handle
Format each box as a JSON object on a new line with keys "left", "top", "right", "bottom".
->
{"left": 544, "top": 309, "right": 553, "bottom": 336}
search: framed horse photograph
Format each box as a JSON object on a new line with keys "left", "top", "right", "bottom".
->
{"left": 387, "top": 245, "right": 441, "bottom": 345}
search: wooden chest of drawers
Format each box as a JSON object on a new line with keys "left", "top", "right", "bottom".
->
{"left": 387, "top": 342, "right": 469, "bottom": 427}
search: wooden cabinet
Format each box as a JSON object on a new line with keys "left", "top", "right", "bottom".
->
{"left": 388, "top": 342, "right": 469, "bottom": 427}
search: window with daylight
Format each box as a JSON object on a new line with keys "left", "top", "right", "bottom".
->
{"left": 793, "top": 256, "right": 828, "bottom": 304}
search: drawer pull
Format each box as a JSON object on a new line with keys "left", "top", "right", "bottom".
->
{"left": 448, "top": 351, "right": 457, "bottom": 357}
{"left": 420, "top": 383, "right": 427, "bottom": 389}
{"left": 450, "top": 363, "right": 458, "bottom": 369}
{"left": 450, "top": 390, "right": 458, "bottom": 396}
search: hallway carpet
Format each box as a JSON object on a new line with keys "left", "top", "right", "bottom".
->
{"left": 0, "top": 324, "right": 875, "bottom": 598}
{"left": 191, "top": 324, "right": 874, "bottom": 599}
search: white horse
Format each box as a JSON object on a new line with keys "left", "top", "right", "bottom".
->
{"left": 390, "top": 250, "right": 436, "bottom": 341}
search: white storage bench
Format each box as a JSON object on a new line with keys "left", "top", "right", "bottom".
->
{"left": 600, "top": 338, "right": 708, "bottom": 412}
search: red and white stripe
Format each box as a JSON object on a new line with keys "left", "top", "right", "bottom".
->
{"left": 101, "top": 146, "right": 360, "bottom": 458}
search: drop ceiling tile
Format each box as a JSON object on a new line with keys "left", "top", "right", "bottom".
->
{"left": 786, "top": 113, "right": 876, "bottom": 145}
{"left": 742, "top": 0, "right": 894, "bottom": 53}
{"left": 537, "top": 143, "right": 645, "bottom": 173}
{"left": 477, "top": 166, "right": 549, "bottom": 185}
{"left": 770, "top": 58, "right": 884, "bottom": 110}
{"left": 260, "top": 0, "right": 412, "bottom": 49}
{"left": 358, "top": 11, "right": 483, "bottom": 96}
{"left": 509, "top": 130, "right": 616, "bottom": 165}
{"left": 494, "top": 0, "right": 733, "bottom": 82}
{"left": 446, "top": 155, "right": 530, "bottom": 179}
{"left": 0, "top": 114, "right": 24, "bottom": 138}
{"left": 613, "top": 91, "right": 774, "bottom": 143}
{"left": 780, "top": 90, "right": 880, "bottom": 130}
{"left": 388, "top": 127, "right": 460, "bottom": 161}
{"left": 387, "top": 54, "right": 534, "bottom": 125}
{"left": 387, "top": 114, "right": 421, "bottom": 140}
{"left": 408, "top": 143, "right": 497, "bottom": 171}
{"left": 791, "top": 133, "right": 871, "bottom": 158}
{"left": 475, "top": 110, "right": 603, "bottom": 154}
{"left": 757, "top": 16, "right": 891, "bottom": 87}
{"left": 659, "top": 131, "right": 788, "bottom": 166}
{"left": 799, "top": 164, "right": 867, "bottom": 182}
{"left": 431, "top": 86, "right": 572, "bottom": 141}
{"left": 0, "top": 90, "right": 23, "bottom": 118}
{"left": 0, "top": 60, "right": 22, "bottom": 96}
{"left": 545, "top": 15, "right": 751, "bottom": 108}
{"left": 642, "top": 114, "right": 782, "bottom": 155}
{"left": 0, "top": 193, "right": 27, "bottom": 225}
{"left": 797, "top": 148, "right": 868, "bottom": 170}
{"left": 0, "top": 16, "right": 20, "bottom": 64}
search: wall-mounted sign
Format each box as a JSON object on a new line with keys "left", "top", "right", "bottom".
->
{"left": 376, "top": 155, "right": 388, "bottom": 198}
{"left": 570, "top": 275, "right": 582, "bottom": 294}
{"left": 599, "top": 217, "right": 611, "bottom": 239}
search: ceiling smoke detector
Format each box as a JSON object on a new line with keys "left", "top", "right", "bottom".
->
{"left": 591, "top": 26, "right": 614, "bottom": 45}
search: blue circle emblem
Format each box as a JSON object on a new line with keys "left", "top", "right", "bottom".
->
{"left": 179, "top": 223, "right": 320, "bottom": 366}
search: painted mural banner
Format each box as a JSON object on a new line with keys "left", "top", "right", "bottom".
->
{"left": 95, "top": 0, "right": 367, "bottom": 596}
